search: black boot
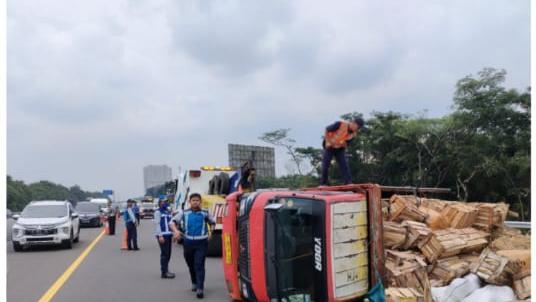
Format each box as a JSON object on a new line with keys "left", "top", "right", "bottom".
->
{"left": 161, "top": 272, "right": 175, "bottom": 279}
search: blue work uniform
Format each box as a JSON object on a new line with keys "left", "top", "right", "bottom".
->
{"left": 171, "top": 208, "right": 216, "bottom": 291}
{"left": 123, "top": 207, "right": 138, "bottom": 250}
{"left": 154, "top": 207, "right": 173, "bottom": 274}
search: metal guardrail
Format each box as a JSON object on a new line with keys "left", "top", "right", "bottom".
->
{"left": 504, "top": 221, "right": 531, "bottom": 229}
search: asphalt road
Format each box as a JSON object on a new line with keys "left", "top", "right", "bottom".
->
{"left": 7, "top": 218, "right": 228, "bottom": 302}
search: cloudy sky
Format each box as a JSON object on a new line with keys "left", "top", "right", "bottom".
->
{"left": 7, "top": 0, "right": 530, "bottom": 199}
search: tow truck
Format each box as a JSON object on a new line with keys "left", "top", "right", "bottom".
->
{"left": 174, "top": 165, "right": 242, "bottom": 256}
{"left": 222, "top": 184, "right": 450, "bottom": 301}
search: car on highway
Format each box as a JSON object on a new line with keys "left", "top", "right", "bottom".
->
{"left": 11, "top": 200, "right": 81, "bottom": 251}
{"left": 140, "top": 202, "right": 156, "bottom": 219}
{"left": 76, "top": 202, "right": 103, "bottom": 227}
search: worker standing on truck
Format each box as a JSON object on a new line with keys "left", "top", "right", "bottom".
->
{"left": 170, "top": 193, "right": 216, "bottom": 299}
{"left": 154, "top": 198, "right": 175, "bottom": 279}
{"left": 238, "top": 160, "right": 256, "bottom": 193}
{"left": 321, "top": 117, "right": 364, "bottom": 186}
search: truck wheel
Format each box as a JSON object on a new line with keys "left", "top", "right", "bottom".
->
{"left": 13, "top": 242, "right": 22, "bottom": 252}
{"left": 212, "top": 175, "right": 221, "bottom": 194}
{"left": 209, "top": 178, "right": 216, "bottom": 195}
{"left": 206, "top": 232, "right": 222, "bottom": 257}
{"left": 218, "top": 173, "right": 230, "bottom": 195}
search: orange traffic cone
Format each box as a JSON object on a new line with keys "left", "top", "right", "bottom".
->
{"left": 120, "top": 227, "right": 128, "bottom": 250}
{"left": 104, "top": 220, "right": 110, "bottom": 235}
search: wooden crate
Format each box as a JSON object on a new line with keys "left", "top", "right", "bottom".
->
{"left": 513, "top": 273, "right": 531, "bottom": 300}
{"left": 386, "top": 287, "right": 424, "bottom": 302}
{"left": 428, "top": 256, "right": 471, "bottom": 286}
{"left": 418, "top": 206, "right": 450, "bottom": 230}
{"left": 471, "top": 202, "right": 509, "bottom": 231}
{"left": 441, "top": 203, "right": 478, "bottom": 228}
{"left": 384, "top": 221, "right": 408, "bottom": 249}
{"left": 419, "top": 228, "right": 489, "bottom": 263}
{"left": 419, "top": 198, "right": 450, "bottom": 212}
{"left": 389, "top": 195, "right": 427, "bottom": 223}
{"left": 471, "top": 248, "right": 530, "bottom": 285}
{"left": 385, "top": 250, "right": 431, "bottom": 302}
{"left": 402, "top": 221, "right": 432, "bottom": 249}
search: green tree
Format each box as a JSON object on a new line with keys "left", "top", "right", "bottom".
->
{"left": 451, "top": 68, "right": 530, "bottom": 218}
{"left": 7, "top": 176, "right": 106, "bottom": 210}
{"left": 7, "top": 176, "right": 32, "bottom": 211}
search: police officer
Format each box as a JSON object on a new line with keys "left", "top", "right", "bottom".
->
{"left": 155, "top": 198, "right": 175, "bottom": 278}
{"left": 123, "top": 199, "right": 139, "bottom": 250}
{"left": 170, "top": 193, "right": 216, "bottom": 299}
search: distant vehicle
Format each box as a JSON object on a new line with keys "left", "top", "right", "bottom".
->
{"left": 11, "top": 200, "right": 80, "bottom": 251}
{"left": 140, "top": 202, "right": 156, "bottom": 219}
{"left": 76, "top": 202, "right": 103, "bottom": 227}
{"left": 89, "top": 198, "right": 109, "bottom": 206}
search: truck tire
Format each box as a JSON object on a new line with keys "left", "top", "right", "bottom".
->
{"left": 209, "top": 177, "right": 216, "bottom": 195}
{"left": 218, "top": 173, "right": 230, "bottom": 195}
{"left": 206, "top": 232, "right": 222, "bottom": 257}
{"left": 213, "top": 175, "right": 221, "bottom": 195}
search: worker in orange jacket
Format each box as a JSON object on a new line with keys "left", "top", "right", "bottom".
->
{"left": 320, "top": 117, "right": 364, "bottom": 186}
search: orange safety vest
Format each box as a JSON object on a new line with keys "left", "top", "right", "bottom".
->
{"left": 324, "top": 121, "right": 355, "bottom": 149}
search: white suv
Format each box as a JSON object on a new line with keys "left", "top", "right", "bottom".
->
{"left": 11, "top": 201, "right": 80, "bottom": 251}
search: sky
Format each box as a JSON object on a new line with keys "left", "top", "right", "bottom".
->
{"left": 6, "top": 0, "right": 530, "bottom": 200}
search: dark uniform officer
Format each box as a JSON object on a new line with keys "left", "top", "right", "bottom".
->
{"left": 106, "top": 201, "right": 116, "bottom": 235}
{"left": 154, "top": 199, "right": 175, "bottom": 278}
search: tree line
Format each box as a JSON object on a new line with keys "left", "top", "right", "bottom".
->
{"left": 258, "top": 68, "right": 530, "bottom": 219}
{"left": 7, "top": 175, "right": 105, "bottom": 211}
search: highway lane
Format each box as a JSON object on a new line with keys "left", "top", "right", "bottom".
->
{"left": 7, "top": 224, "right": 104, "bottom": 302}
{"left": 7, "top": 218, "right": 229, "bottom": 302}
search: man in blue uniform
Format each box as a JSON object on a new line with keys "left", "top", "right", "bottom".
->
{"left": 123, "top": 199, "right": 139, "bottom": 250}
{"left": 154, "top": 198, "right": 175, "bottom": 278}
{"left": 170, "top": 193, "right": 216, "bottom": 299}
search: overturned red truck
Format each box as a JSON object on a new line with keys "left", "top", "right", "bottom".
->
{"left": 221, "top": 184, "right": 449, "bottom": 302}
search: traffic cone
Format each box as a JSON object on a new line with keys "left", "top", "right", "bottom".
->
{"left": 104, "top": 221, "right": 110, "bottom": 235}
{"left": 120, "top": 227, "right": 128, "bottom": 250}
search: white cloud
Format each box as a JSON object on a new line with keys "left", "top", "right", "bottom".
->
{"left": 7, "top": 0, "right": 530, "bottom": 198}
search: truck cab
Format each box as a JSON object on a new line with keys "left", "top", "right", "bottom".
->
{"left": 222, "top": 185, "right": 385, "bottom": 302}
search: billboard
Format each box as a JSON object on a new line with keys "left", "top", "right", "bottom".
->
{"left": 228, "top": 144, "right": 275, "bottom": 178}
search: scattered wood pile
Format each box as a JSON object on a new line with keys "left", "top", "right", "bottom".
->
{"left": 382, "top": 195, "right": 529, "bottom": 301}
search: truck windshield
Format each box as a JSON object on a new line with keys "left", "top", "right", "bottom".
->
{"left": 267, "top": 197, "right": 326, "bottom": 302}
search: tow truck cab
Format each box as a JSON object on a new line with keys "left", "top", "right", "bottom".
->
{"left": 222, "top": 186, "right": 384, "bottom": 302}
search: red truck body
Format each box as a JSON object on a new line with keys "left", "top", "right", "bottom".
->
{"left": 222, "top": 184, "right": 385, "bottom": 302}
